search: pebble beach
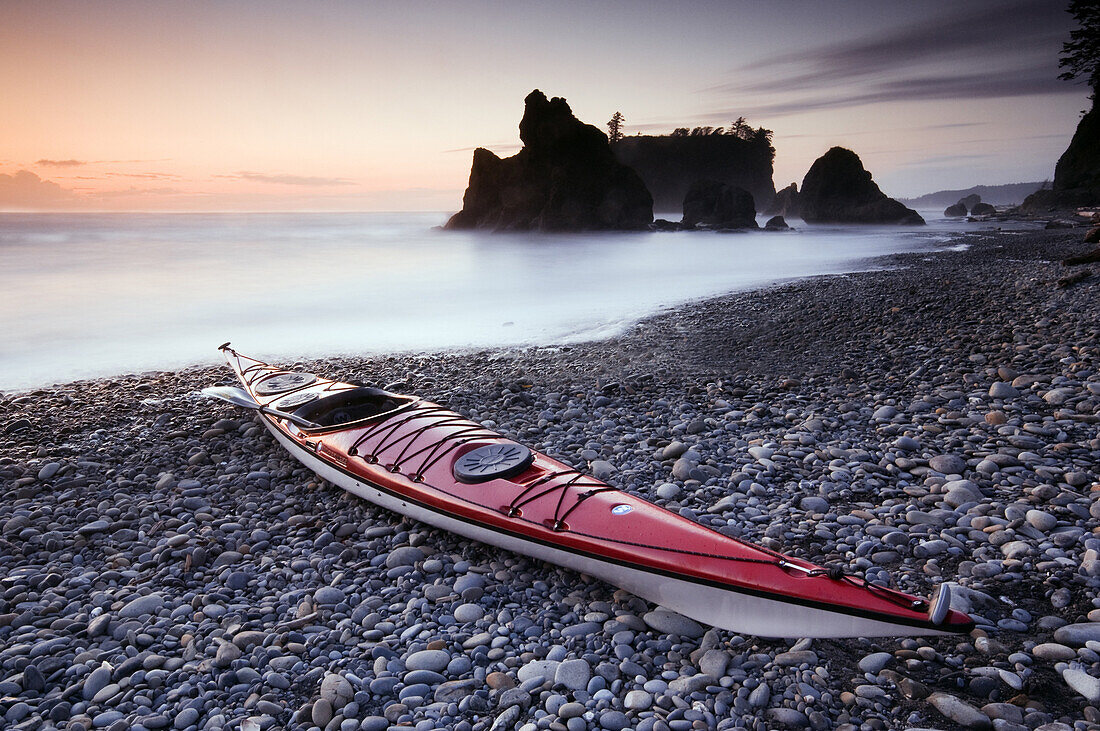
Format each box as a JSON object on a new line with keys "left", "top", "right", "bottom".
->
{"left": 3, "top": 227, "right": 1100, "bottom": 731}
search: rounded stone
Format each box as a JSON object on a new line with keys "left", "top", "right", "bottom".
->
{"left": 313, "top": 586, "right": 346, "bottom": 606}
{"left": 929, "top": 454, "right": 967, "bottom": 475}
{"left": 173, "top": 708, "right": 200, "bottom": 729}
{"left": 517, "top": 660, "right": 559, "bottom": 684}
{"left": 1032, "top": 643, "right": 1076, "bottom": 661}
{"left": 320, "top": 672, "right": 354, "bottom": 709}
{"left": 599, "top": 710, "right": 629, "bottom": 730}
{"left": 311, "top": 698, "right": 333, "bottom": 727}
{"left": 858, "top": 652, "right": 893, "bottom": 674}
{"left": 554, "top": 659, "right": 591, "bottom": 691}
{"left": 386, "top": 546, "right": 425, "bottom": 568}
{"left": 988, "top": 382, "right": 1019, "bottom": 399}
{"left": 119, "top": 594, "right": 164, "bottom": 618}
{"left": 927, "top": 692, "right": 991, "bottom": 729}
{"left": 453, "top": 603, "right": 485, "bottom": 623}
{"left": 404, "top": 649, "right": 450, "bottom": 673}
{"left": 1055, "top": 623, "right": 1100, "bottom": 646}
{"left": 642, "top": 609, "right": 704, "bottom": 638}
{"left": 1025, "top": 510, "right": 1056, "bottom": 532}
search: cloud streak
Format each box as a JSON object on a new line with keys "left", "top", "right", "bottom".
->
{"left": 33, "top": 158, "right": 173, "bottom": 167}
{"left": 105, "top": 171, "right": 182, "bottom": 181}
{"left": 728, "top": 0, "right": 1064, "bottom": 84}
{"left": 708, "top": 0, "right": 1076, "bottom": 117}
{"left": 718, "top": 66, "right": 1078, "bottom": 119}
{"left": 35, "top": 159, "right": 87, "bottom": 167}
{"left": 218, "top": 171, "right": 355, "bottom": 187}
{"left": 898, "top": 153, "right": 995, "bottom": 168}
{"left": 89, "top": 186, "right": 185, "bottom": 198}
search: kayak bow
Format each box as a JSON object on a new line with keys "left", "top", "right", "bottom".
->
{"left": 205, "top": 345, "right": 973, "bottom": 638}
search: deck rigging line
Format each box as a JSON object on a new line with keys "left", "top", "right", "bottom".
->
{"left": 342, "top": 401, "right": 922, "bottom": 610}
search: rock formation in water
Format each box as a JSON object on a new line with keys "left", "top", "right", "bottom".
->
{"left": 959, "top": 193, "right": 982, "bottom": 210}
{"left": 946, "top": 194, "right": 991, "bottom": 217}
{"left": 613, "top": 134, "right": 775, "bottom": 215}
{"left": 765, "top": 182, "right": 800, "bottom": 218}
{"left": 799, "top": 147, "right": 924, "bottom": 225}
{"left": 1022, "top": 99, "right": 1100, "bottom": 211}
{"left": 445, "top": 90, "right": 653, "bottom": 231}
{"left": 764, "top": 215, "right": 790, "bottom": 231}
{"left": 681, "top": 180, "right": 758, "bottom": 229}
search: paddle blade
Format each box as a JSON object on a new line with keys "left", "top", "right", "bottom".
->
{"left": 201, "top": 386, "right": 261, "bottom": 410}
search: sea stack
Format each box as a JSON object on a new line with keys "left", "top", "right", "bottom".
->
{"left": 799, "top": 147, "right": 924, "bottom": 225}
{"left": 445, "top": 90, "right": 653, "bottom": 231}
{"left": 765, "top": 182, "right": 800, "bottom": 218}
{"left": 612, "top": 133, "right": 776, "bottom": 215}
{"left": 681, "top": 180, "right": 758, "bottom": 229}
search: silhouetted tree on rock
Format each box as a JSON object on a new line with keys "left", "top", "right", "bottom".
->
{"left": 607, "top": 112, "right": 625, "bottom": 143}
{"left": 1060, "top": 0, "right": 1100, "bottom": 97}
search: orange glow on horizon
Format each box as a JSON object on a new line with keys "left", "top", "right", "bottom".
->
{"left": 0, "top": 1, "right": 1088, "bottom": 210}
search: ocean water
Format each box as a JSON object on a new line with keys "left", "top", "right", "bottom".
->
{"left": 0, "top": 211, "right": 1018, "bottom": 390}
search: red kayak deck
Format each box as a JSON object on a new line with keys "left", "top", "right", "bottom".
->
{"left": 218, "top": 347, "right": 974, "bottom": 636}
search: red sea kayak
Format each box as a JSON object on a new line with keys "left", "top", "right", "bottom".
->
{"left": 204, "top": 345, "right": 973, "bottom": 638}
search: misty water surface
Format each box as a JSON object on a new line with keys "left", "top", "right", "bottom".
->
{"left": 0, "top": 211, "right": 1008, "bottom": 389}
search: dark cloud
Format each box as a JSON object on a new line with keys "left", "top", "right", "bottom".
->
{"left": 708, "top": 0, "right": 1075, "bottom": 116}
{"left": 721, "top": 66, "right": 1076, "bottom": 119}
{"left": 35, "top": 159, "right": 86, "bottom": 167}
{"left": 217, "top": 171, "right": 355, "bottom": 186}
{"left": 0, "top": 170, "right": 78, "bottom": 208}
{"left": 725, "top": 0, "right": 1065, "bottom": 87}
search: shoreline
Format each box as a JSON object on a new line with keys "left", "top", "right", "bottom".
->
{"left": 1, "top": 222, "right": 992, "bottom": 397}
{"left": 2, "top": 228, "right": 1100, "bottom": 730}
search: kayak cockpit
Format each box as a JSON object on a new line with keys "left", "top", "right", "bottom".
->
{"left": 287, "top": 387, "right": 417, "bottom": 431}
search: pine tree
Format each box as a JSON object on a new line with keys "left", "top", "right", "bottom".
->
{"left": 607, "top": 112, "right": 625, "bottom": 143}
{"left": 1060, "top": 0, "right": 1100, "bottom": 98}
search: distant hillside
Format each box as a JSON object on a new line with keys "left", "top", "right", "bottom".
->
{"left": 900, "top": 182, "right": 1045, "bottom": 209}
{"left": 612, "top": 134, "right": 776, "bottom": 214}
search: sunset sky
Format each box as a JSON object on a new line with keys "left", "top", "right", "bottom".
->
{"left": 0, "top": 0, "right": 1089, "bottom": 211}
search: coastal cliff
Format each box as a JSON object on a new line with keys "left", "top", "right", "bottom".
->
{"left": 1053, "top": 99, "right": 1100, "bottom": 205}
{"left": 1022, "top": 99, "right": 1100, "bottom": 211}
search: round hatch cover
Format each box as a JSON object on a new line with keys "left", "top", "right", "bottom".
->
{"left": 454, "top": 443, "right": 534, "bottom": 484}
{"left": 255, "top": 372, "right": 317, "bottom": 395}
{"left": 274, "top": 390, "right": 319, "bottom": 410}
